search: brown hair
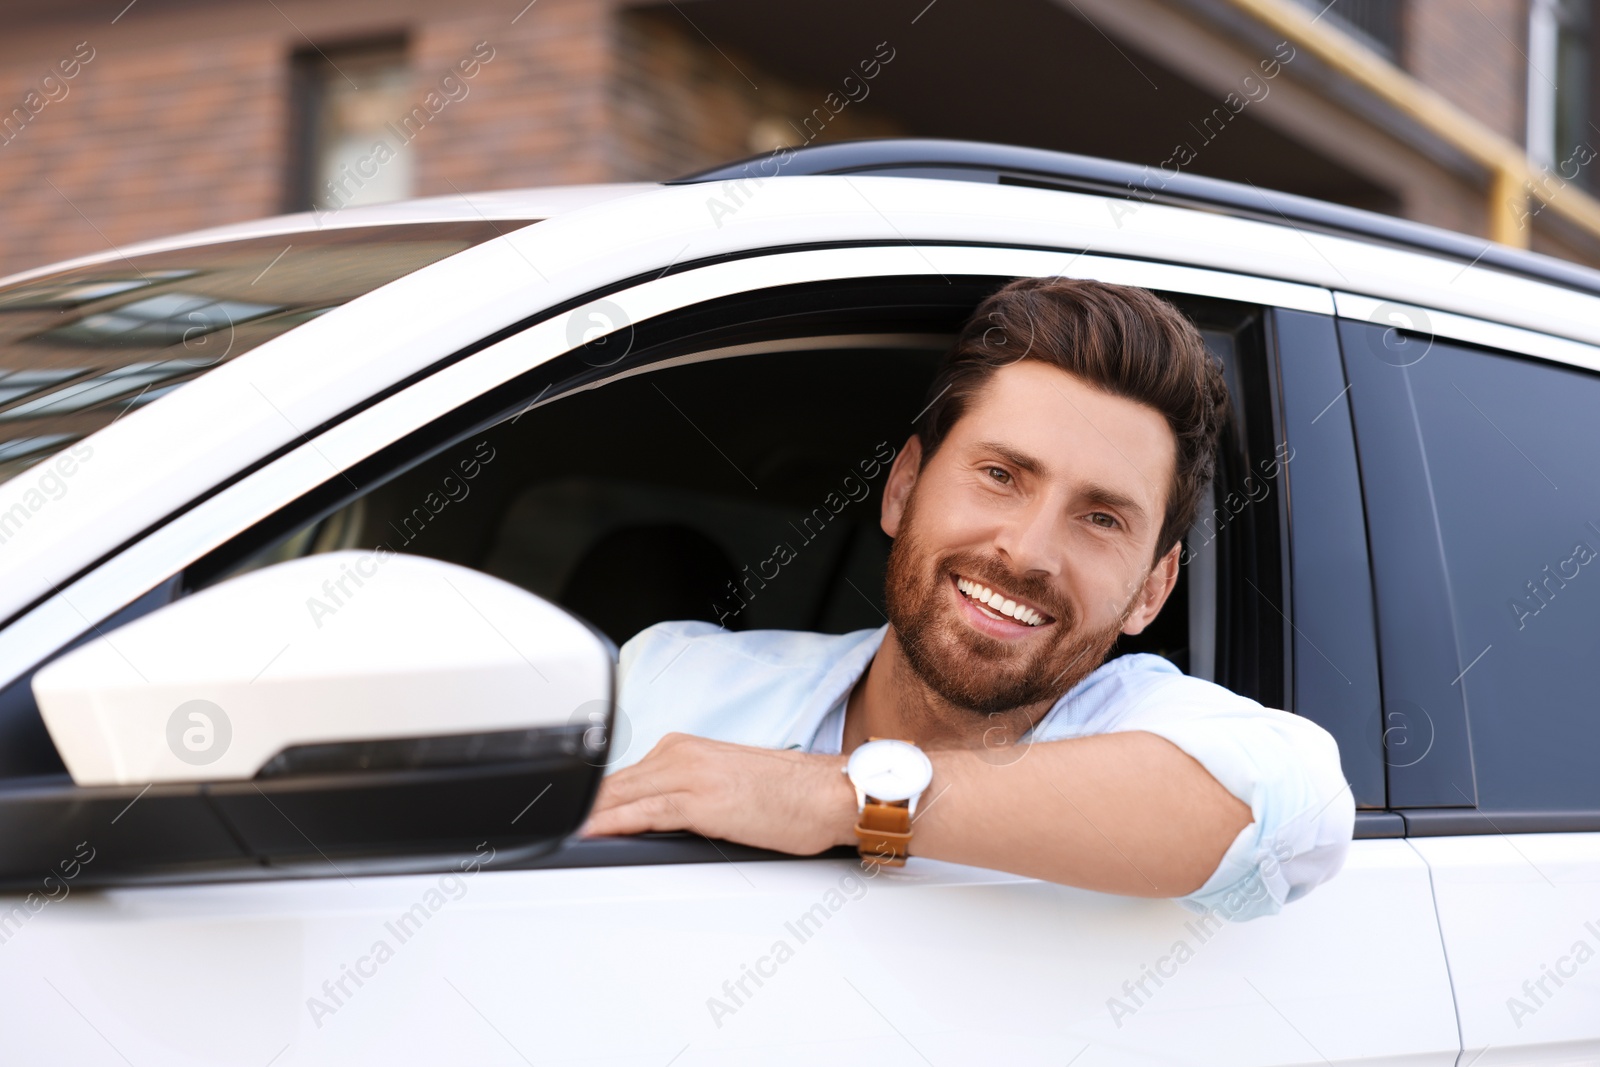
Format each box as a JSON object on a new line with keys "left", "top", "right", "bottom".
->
{"left": 913, "top": 277, "right": 1230, "bottom": 564}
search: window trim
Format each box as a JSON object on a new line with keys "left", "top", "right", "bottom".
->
{"left": 1334, "top": 291, "right": 1600, "bottom": 377}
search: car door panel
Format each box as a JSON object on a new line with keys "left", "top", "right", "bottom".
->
{"left": 0, "top": 842, "right": 1455, "bottom": 1065}
{"left": 1410, "top": 834, "right": 1600, "bottom": 1061}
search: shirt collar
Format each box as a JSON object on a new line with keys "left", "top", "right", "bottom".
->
{"left": 780, "top": 624, "right": 887, "bottom": 751}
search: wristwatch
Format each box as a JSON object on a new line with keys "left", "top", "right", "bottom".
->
{"left": 844, "top": 738, "right": 934, "bottom": 867}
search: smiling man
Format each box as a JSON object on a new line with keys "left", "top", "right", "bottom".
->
{"left": 585, "top": 277, "right": 1353, "bottom": 920}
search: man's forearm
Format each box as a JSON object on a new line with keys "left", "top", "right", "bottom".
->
{"left": 891, "top": 731, "right": 1252, "bottom": 897}
{"left": 587, "top": 730, "right": 1253, "bottom": 898}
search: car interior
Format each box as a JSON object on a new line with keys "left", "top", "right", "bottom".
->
{"left": 199, "top": 279, "right": 1288, "bottom": 684}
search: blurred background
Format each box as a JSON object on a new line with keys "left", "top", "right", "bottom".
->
{"left": 1, "top": 0, "right": 1599, "bottom": 279}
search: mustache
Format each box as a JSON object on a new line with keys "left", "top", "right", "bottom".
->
{"left": 940, "top": 552, "right": 1070, "bottom": 624}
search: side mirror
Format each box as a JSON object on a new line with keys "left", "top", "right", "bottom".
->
{"left": 27, "top": 551, "right": 615, "bottom": 880}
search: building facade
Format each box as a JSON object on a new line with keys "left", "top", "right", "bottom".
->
{"left": 1, "top": 0, "right": 1598, "bottom": 278}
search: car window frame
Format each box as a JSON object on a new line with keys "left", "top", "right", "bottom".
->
{"left": 1335, "top": 290, "right": 1600, "bottom": 834}
{"left": 0, "top": 244, "right": 1332, "bottom": 696}
{"left": 0, "top": 246, "right": 1341, "bottom": 885}
{"left": 1272, "top": 308, "right": 1387, "bottom": 811}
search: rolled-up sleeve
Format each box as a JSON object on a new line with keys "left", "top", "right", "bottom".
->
{"left": 1099, "top": 671, "right": 1355, "bottom": 921}
{"left": 1043, "top": 659, "right": 1356, "bottom": 921}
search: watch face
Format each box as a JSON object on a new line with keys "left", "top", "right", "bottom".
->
{"left": 847, "top": 739, "right": 933, "bottom": 803}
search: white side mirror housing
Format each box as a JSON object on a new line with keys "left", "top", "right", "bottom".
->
{"left": 33, "top": 551, "right": 614, "bottom": 786}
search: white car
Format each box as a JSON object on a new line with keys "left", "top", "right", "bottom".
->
{"left": 0, "top": 140, "right": 1595, "bottom": 1065}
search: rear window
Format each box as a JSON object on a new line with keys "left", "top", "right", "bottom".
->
{"left": 1400, "top": 338, "right": 1600, "bottom": 812}
{"left": 0, "top": 221, "right": 517, "bottom": 484}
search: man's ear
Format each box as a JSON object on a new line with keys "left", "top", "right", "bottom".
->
{"left": 880, "top": 434, "right": 923, "bottom": 538}
{"left": 1121, "top": 541, "right": 1182, "bottom": 636}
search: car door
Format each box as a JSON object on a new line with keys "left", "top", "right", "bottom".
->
{"left": 0, "top": 231, "right": 1457, "bottom": 1064}
{"left": 1338, "top": 293, "right": 1600, "bottom": 1064}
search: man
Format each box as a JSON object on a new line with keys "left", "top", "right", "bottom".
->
{"left": 584, "top": 276, "right": 1352, "bottom": 921}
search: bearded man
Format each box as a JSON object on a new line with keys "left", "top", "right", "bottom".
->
{"left": 583, "top": 276, "right": 1352, "bottom": 920}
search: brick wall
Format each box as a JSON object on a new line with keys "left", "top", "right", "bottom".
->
{"left": 0, "top": 24, "right": 284, "bottom": 278}
{"left": 410, "top": 1, "right": 615, "bottom": 194}
{"left": 606, "top": 8, "right": 902, "bottom": 182}
{"left": 0, "top": 0, "right": 623, "bottom": 280}
{"left": 1404, "top": 0, "right": 1528, "bottom": 142}
{"left": 0, "top": 0, "right": 1591, "bottom": 281}
{"left": 0, "top": 0, "right": 907, "bottom": 280}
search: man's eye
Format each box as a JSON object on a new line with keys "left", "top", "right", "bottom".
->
{"left": 985, "top": 466, "right": 1011, "bottom": 484}
{"left": 1089, "top": 512, "right": 1118, "bottom": 529}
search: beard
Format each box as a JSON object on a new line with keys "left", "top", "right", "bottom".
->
{"left": 882, "top": 490, "right": 1136, "bottom": 717}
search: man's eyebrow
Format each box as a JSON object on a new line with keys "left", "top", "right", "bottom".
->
{"left": 1080, "top": 483, "right": 1149, "bottom": 526}
{"left": 974, "top": 440, "right": 1046, "bottom": 476}
{"left": 974, "top": 439, "right": 1151, "bottom": 525}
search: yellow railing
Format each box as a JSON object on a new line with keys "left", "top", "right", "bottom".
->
{"left": 1225, "top": 0, "right": 1600, "bottom": 251}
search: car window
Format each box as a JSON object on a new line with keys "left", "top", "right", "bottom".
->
{"left": 1381, "top": 335, "right": 1600, "bottom": 813}
{"left": 0, "top": 221, "right": 516, "bottom": 485}
{"left": 0, "top": 277, "right": 1290, "bottom": 783}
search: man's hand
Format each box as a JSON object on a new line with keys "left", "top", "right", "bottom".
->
{"left": 583, "top": 733, "right": 859, "bottom": 855}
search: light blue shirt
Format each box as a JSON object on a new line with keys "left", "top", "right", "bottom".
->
{"left": 613, "top": 621, "right": 1355, "bottom": 921}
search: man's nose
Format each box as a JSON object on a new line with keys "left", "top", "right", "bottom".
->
{"left": 992, "top": 495, "right": 1063, "bottom": 577}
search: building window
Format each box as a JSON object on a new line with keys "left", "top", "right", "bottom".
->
{"left": 287, "top": 40, "right": 415, "bottom": 215}
{"left": 1292, "top": 0, "right": 1403, "bottom": 60}
{"left": 1528, "top": 0, "right": 1592, "bottom": 177}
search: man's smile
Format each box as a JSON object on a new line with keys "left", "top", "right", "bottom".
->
{"left": 950, "top": 572, "right": 1056, "bottom": 634}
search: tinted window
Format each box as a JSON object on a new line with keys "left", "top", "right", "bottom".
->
{"left": 1402, "top": 336, "right": 1600, "bottom": 812}
{"left": 0, "top": 221, "right": 515, "bottom": 484}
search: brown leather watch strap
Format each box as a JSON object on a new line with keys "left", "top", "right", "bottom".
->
{"left": 856, "top": 798, "right": 912, "bottom": 867}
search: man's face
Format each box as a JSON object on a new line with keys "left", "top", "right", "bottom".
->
{"left": 881, "top": 360, "right": 1180, "bottom": 715}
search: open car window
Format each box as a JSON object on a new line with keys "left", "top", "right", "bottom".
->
{"left": 193, "top": 279, "right": 1283, "bottom": 712}
{"left": 0, "top": 270, "right": 1291, "bottom": 887}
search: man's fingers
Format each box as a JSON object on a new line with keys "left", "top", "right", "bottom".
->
{"left": 587, "top": 774, "right": 663, "bottom": 816}
{"left": 591, "top": 765, "right": 658, "bottom": 809}
{"left": 594, "top": 755, "right": 699, "bottom": 809}
{"left": 587, "top": 777, "right": 623, "bottom": 816}
{"left": 582, "top": 793, "right": 688, "bottom": 837}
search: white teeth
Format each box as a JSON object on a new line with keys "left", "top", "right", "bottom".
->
{"left": 956, "top": 577, "right": 1045, "bottom": 626}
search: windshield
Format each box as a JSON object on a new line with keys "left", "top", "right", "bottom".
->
{"left": 0, "top": 220, "right": 519, "bottom": 484}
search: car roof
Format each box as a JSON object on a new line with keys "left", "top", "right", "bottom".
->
{"left": 678, "top": 138, "right": 1600, "bottom": 301}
